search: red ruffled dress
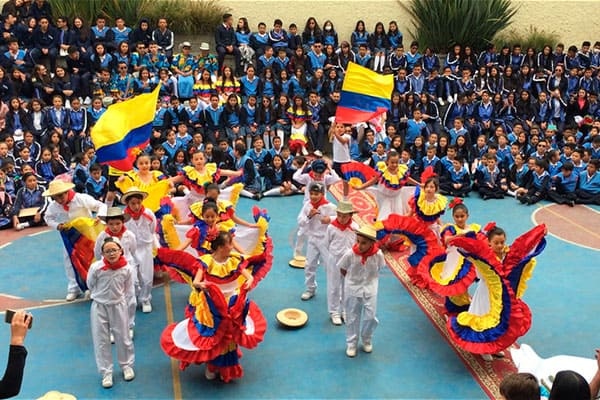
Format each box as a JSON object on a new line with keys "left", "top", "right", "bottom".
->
{"left": 160, "top": 253, "right": 267, "bottom": 382}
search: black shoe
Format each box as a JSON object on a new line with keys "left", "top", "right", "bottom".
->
{"left": 482, "top": 195, "right": 490, "bottom": 200}
{"left": 253, "top": 192, "right": 263, "bottom": 201}
{"left": 518, "top": 196, "right": 527, "bottom": 204}
{"left": 568, "top": 200, "right": 575, "bottom": 207}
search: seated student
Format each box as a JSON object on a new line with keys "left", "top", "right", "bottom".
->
{"left": 575, "top": 158, "right": 600, "bottom": 204}
{"left": 548, "top": 162, "right": 578, "bottom": 206}
{"left": 10, "top": 171, "right": 48, "bottom": 230}
{"left": 517, "top": 158, "right": 551, "bottom": 205}
{"left": 246, "top": 136, "right": 271, "bottom": 175}
{"left": 506, "top": 152, "right": 532, "bottom": 197}
{"left": 421, "top": 145, "right": 442, "bottom": 176}
{"left": 262, "top": 154, "right": 295, "bottom": 197}
{"left": 439, "top": 156, "right": 471, "bottom": 197}
{"left": 370, "top": 142, "right": 387, "bottom": 166}
{"left": 475, "top": 153, "right": 507, "bottom": 199}
{"left": 231, "top": 142, "right": 262, "bottom": 199}
{"left": 85, "top": 163, "right": 108, "bottom": 201}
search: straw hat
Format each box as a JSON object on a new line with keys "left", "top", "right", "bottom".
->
{"left": 98, "top": 207, "right": 131, "bottom": 222}
{"left": 37, "top": 391, "right": 77, "bottom": 400}
{"left": 355, "top": 224, "right": 378, "bottom": 241}
{"left": 199, "top": 42, "right": 210, "bottom": 51}
{"left": 121, "top": 186, "right": 148, "bottom": 204}
{"left": 42, "top": 179, "right": 75, "bottom": 197}
{"left": 288, "top": 255, "right": 306, "bottom": 269}
{"left": 180, "top": 41, "right": 192, "bottom": 49}
{"left": 276, "top": 308, "right": 308, "bottom": 328}
{"left": 336, "top": 200, "right": 355, "bottom": 214}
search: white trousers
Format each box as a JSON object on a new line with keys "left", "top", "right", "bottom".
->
{"left": 91, "top": 301, "right": 135, "bottom": 375}
{"left": 326, "top": 253, "right": 345, "bottom": 316}
{"left": 63, "top": 248, "right": 81, "bottom": 295}
{"left": 136, "top": 244, "right": 154, "bottom": 304}
{"left": 304, "top": 238, "right": 329, "bottom": 293}
{"left": 344, "top": 294, "right": 379, "bottom": 347}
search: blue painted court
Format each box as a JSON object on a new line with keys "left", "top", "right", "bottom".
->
{"left": 0, "top": 194, "right": 598, "bottom": 399}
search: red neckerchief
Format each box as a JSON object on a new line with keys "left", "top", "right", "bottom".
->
{"left": 310, "top": 197, "right": 328, "bottom": 210}
{"left": 62, "top": 190, "right": 76, "bottom": 211}
{"left": 105, "top": 225, "right": 126, "bottom": 238}
{"left": 331, "top": 218, "right": 353, "bottom": 231}
{"left": 101, "top": 255, "right": 127, "bottom": 271}
{"left": 352, "top": 242, "right": 379, "bottom": 265}
{"left": 124, "top": 205, "right": 151, "bottom": 221}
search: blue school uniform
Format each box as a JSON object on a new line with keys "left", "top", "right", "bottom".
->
{"left": 578, "top": 172, "right": 600, "bottom": 194}
{"left": 422, "top": 155, "right": 440, "bottom": 170}
{"left": 405, "top": 119, "right": 428, "bottom": 145}
{"left": 85, "top": 176, "right": 108, "bottom": 200}
{"left": 240, "top": 75, "right": 260, "bottom": 98}
{"left": 162, "top": 141, "right": 181, "bottom": 160}
{"left": 553, "top": 172, "right": 577, "bottom": 193}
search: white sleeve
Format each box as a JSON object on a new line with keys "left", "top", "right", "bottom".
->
{"left": 43, "top": 202, "right": 60, "bottom": 230}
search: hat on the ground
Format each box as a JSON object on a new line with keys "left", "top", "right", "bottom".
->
{"left": 311, "top": 159, "right": 327, "bottom": 174}
{"left": 36, "top": 391, "right": 77, "bottom": 400}
{"left": 336, "top": 200, "right": 356, "bottom": 214}
{"left": 42, "top": 179, "right": 75, "bottom": 197}
{"left": 98, "top": 207, "right": 131, "bottom": 222}
{"left": 288, "top": 255, "right": 306, "bottom": 268}
{"left": 200, "top": 42, "right": 210, "bottom": 51}
{"left": 121, "top": 186, "right": 148, "bottom": 204}
{"left": 355, "top": 224, "right": 378, "bottom": 241}
{"left": 180, "top": 41, "right": 192, "bottom": 49}
{"left": 276, "top": 308, "right": 308, "bottom": 328}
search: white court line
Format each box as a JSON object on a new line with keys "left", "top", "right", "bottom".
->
{"left": 531, "top": 204, "right": 600, "bottom": 252}
{"left": 0, "top": 242, "right": 12, "bottom": 249}
{"left": 1, "top": 299, "right": 85, "bottom": 313}
{"left": 27, "top": 230, "right": 51, "bottom": 237}
{"left": 0, "top": 293, "right": 23, "bottom": 299}
{"left": 584, "top": 205, "right": 600, "bottom": 215}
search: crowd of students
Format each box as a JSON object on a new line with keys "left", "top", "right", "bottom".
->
{"left": 0, "top": 8, "right": 599, "bottom": 232}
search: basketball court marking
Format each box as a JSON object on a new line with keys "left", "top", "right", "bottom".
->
{"left": 531, "top": 204, "right": 600, "bottom": 251}
{"left": 163, "top": 281, "right": 182, "bottom": 400}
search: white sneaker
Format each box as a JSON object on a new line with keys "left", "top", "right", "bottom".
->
{"left": 65, "top": 292, "right": 79, "bottom": 302}
{"left": 142, "top": 302, "right": 152, "bottom": 313}
{"left": 331, "top": 315, "right": 342, "bottom": 326}
{"left": 129, "top": 328, "right": 134, "bottom": 340}
{"left": 300, "top": 291, "right": 314, "bottom": 301}
{"left": 110, "top": 332, "right": 115, "bottom": 344}
{"left": 481, "top": 354, "right": 493, "bottom": 361}
{"left": 15, "top": 222, "right": 29, "bottom": 231}
{"left": 362, "top": 341, "right": 373, "bottom": 353}
{"left": 346, "top": 345, "right": 357, "bottom": 358}
{"left": 102, "top": 373, "right": 113, "bottom": 388}
{"left": 438, "top": 98, "right": 445, "bottom": 106}
{"left": 84, "top": 96, "right": 92, "bottom": 105}
{"left": 205, "top": 367, "right": 217, "bottom": 380}
{"left": 84, "top": 290, "right": 91, "bottom": 300}
{"left": 447, "top": 96, "right": 454, "bottom": 104}
{"left": 123, "top": 366, "right": 135, "bottom": 381}
{"left": 313, "top": 150, "right": 323, "bottom": 157}
{"left": 301, "top": 147, "right": 309, "bottom": 156}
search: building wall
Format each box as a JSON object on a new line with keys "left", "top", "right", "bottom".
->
{"left": 220, "top": 0, "right": 600, "bottom": 49}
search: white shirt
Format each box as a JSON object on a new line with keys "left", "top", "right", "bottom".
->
{"left": 94, "top": 230, "right": 138, "bottom": 267}
{"left": 333, "top": 133, "right": 351, "bottom": 163}
{"left": 44, "top": 193, "right": 106, "bottom": 228}
{"left": 125, "top": 209, "right": 157, "bottom": 246}
{"left": 338, "top": 248, "right": 384, "bottom": 297}
{"left": 87, "top": 259, "right": 132, "bottom": 305}
{"left": 297, "top": 201, "right": 337, "bottom": 240}
{"left": 326, "top": 219, "right": 359, "bottom": 259}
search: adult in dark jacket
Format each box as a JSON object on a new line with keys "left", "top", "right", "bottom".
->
{"left": 215, "top": 13, "right": 241, "bottom": 75}
{"left": 0, "top": 310, "right": 31, "bottom": 399}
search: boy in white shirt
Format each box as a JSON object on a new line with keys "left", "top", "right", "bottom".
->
{"left": 338, "top": 224, "right": 385, "bottom": 357}
{"left": 297, "top": 182, "right": 336, "bottom": 300}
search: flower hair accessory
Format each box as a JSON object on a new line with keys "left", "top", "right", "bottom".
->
{"left": 420, "top": 166, "right": 437, "bottom": 184}
{"left": 448, "top": 197, "right": 463, "bottom": 209}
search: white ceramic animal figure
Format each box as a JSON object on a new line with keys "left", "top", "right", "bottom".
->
{"left": 510, "top": 343, "right": 598, "bottom": 391}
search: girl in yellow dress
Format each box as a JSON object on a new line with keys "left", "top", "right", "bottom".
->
{"left": 115, "top": 153, "right": 172, "bottom": 212}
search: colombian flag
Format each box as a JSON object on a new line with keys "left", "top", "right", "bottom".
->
{"left": 91, "top": 85, "right": 160, "bottom": 171}
{"left": 335, "top": 62, "right": 394, "bottom": 124}
{"left": 60, "top": 217, "right": 103, "bottom": 291}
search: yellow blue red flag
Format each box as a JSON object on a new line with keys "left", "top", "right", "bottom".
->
{"left": 335, "top": 62, "right": 394, "bottom": 124}
{"left": 91, "top": 85, "right": 160, "bottom": 171}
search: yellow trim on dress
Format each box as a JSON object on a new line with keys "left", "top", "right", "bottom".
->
{"left": 416, "top": 192, "right": 447, "bottom": 217}
{"left": 456, "top": 259, "right": 504, "bottom": 332}
{"left": 376, "top": 161, "right": 409, "bottom": 187}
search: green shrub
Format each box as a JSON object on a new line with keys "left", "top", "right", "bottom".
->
{"left": 494, "top": 25, "right": 561, "bottom": 52}
{"left": 143, "top": 0, "right": 230, "bottom": 35}
{"left": 51, "top": 0, "right": 152, "bottom": 26}
{"left": 399, "top": 0, "right": 518, "bottom": 53}
{"left": 52, "top": 0, "right": 228, "bottom": 35}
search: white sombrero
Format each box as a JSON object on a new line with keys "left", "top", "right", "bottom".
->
{"left": 276, "top": 308, "right": 308, "bottom": 328}
{"left": 42, "top": 179, "right": 75, "bottom": 197}
{"left": 121, "top": 186, "right": 149, "bottom": 204}
{"left": 98, "top": 207, "right": 131, "bottom": 222}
